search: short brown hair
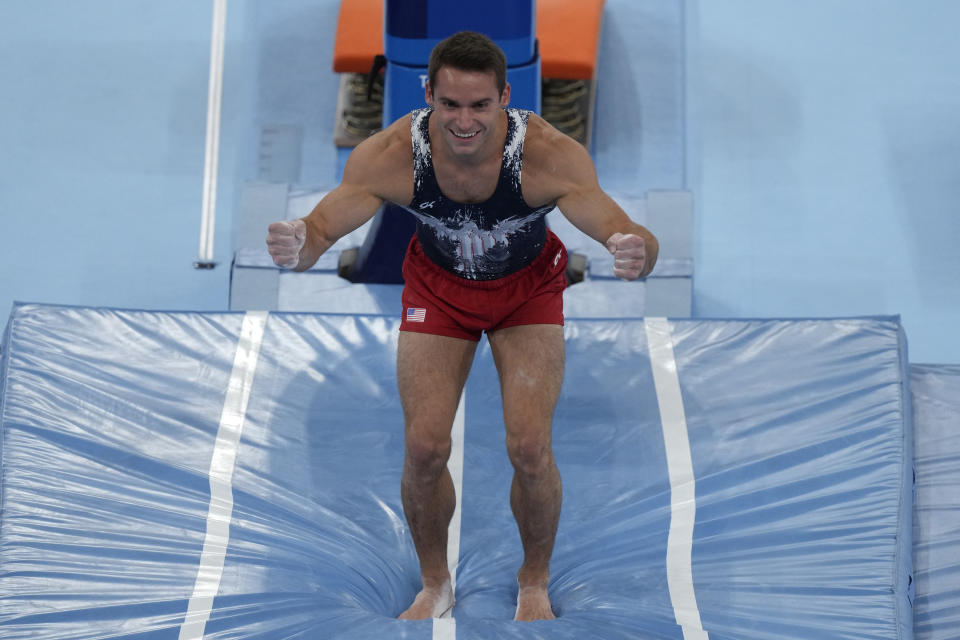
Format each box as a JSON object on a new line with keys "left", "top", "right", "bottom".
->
{"left": 428, "top": 31, "right": 507, "bottom": 95}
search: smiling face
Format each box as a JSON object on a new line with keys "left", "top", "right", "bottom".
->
{"left": 425, "top": 66, "right": 511, "bottom": 160}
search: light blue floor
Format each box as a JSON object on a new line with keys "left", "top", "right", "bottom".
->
{"left": 2, "top": 1, "right": 957, "bottom": 361}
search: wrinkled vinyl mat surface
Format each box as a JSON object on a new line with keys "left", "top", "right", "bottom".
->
{"left": 0, "top": 304, "right": 914, "bottom": 639}
{"left": 911, "top": 364, "right": 960, "bottom": 640}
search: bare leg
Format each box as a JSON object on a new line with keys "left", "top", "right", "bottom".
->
{"left": 396, "top": 330, "right": 477, "bottom": 619}
{"left": 488, "top": 324, "right": 564, "bottom": 621}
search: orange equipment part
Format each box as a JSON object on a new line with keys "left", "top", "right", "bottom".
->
{"left": 537, "top": 0, "right": 604, "bottom": 79}
{"left": 332, "top": 0, "right": 604, "bottom": 80}
{"left": 332, "top": 0, "right": 385, "bottom": 75}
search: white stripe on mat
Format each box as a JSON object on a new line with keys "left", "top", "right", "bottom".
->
{"left": 432, "top": 391, "right": 465, "bottom": 639}
{"left": 433, "top": 617, "right": 456, "bottom": 640}
{"left": 179, "top": 311, "right": 268, "bottom": 640}
{"left": 644, "top": 318, "right": 709, "bottom": 640}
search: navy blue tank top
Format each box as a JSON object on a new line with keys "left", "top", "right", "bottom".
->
{"left": 403, "top": 108, "right": 554, "bottom": 281}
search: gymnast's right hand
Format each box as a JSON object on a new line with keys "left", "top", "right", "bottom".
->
{"left": 266, "top": 219, "right": 306, "bottom": 269}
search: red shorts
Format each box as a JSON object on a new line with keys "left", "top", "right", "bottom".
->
{"left": 400, "top": 230, "right": 568, "bottom": 341}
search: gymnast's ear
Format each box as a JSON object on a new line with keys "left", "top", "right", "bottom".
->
{"left": 425, "top": 81, "right": 434, "bottom": 108}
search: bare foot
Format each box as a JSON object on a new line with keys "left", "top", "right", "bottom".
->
{"left": 514, "top": 585, "right": 555, "bottom": 621}
{"left": 398, "top": 580, "right": 455, "bottom": 620}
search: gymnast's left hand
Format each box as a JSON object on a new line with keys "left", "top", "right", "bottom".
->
{"left": 605, "top": 232, "right": 648, "bottom": 280}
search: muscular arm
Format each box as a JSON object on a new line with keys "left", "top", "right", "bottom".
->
{"left": 294, "top": 174, "right": 383, "bottom": 272}
{"left": 523, "top": 117, "right": 659, "bottom": 278}
{"left": 268, "top": 118, "right": 413, "bottom": 272}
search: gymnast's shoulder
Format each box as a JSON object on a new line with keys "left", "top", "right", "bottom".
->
{"left": 519, "top": 111, "right": 597, "bottom": 204}
{"left": 342, "top": 114, "right": 415, "bottom": 203}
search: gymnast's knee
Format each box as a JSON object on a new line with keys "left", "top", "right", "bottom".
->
{"left": 404, "top": 430, "right": 452, "bottom": 478}
{"left": 506, "top": 433, "right": 554, "bottom": 478}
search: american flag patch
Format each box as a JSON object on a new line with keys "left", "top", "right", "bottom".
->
{"left": 406, "top": 307, "right": 426, "bottom": 323}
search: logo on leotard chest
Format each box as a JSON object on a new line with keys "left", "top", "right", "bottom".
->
{"left": 407, "top": 208, "right": 546, "bottom": 277}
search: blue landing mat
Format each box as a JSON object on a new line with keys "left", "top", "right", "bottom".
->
{"left": 911, "top": 364, "right": 960, "bottom": 640}
{"left": 0, "top": 304, "right": 913, "bottom": 639}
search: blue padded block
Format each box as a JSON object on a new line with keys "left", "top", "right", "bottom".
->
{"left": 383, "top": 57, "right": 541, "bottom": 125}
{"left": 0, "top": 305, "right": 913, "bottom": 639}
{"left": 911, "top": 364, "right": 960, "bottom": 640}
{"left": 671, "top": 319, "right": 914, "bottom": 640}
{"left": 385, "top": 0, "right": 535, "bottom": 66}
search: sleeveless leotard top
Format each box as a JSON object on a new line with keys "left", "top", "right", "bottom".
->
{"left": 402, "top": 107, "right": 554, "bottom": 281}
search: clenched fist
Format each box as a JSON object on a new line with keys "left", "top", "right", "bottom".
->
{"left": 605, "top": 232, "right": 648, "bottom": 280}
{"left": 266, "top": 219, "right": 306, "bottom": 270}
